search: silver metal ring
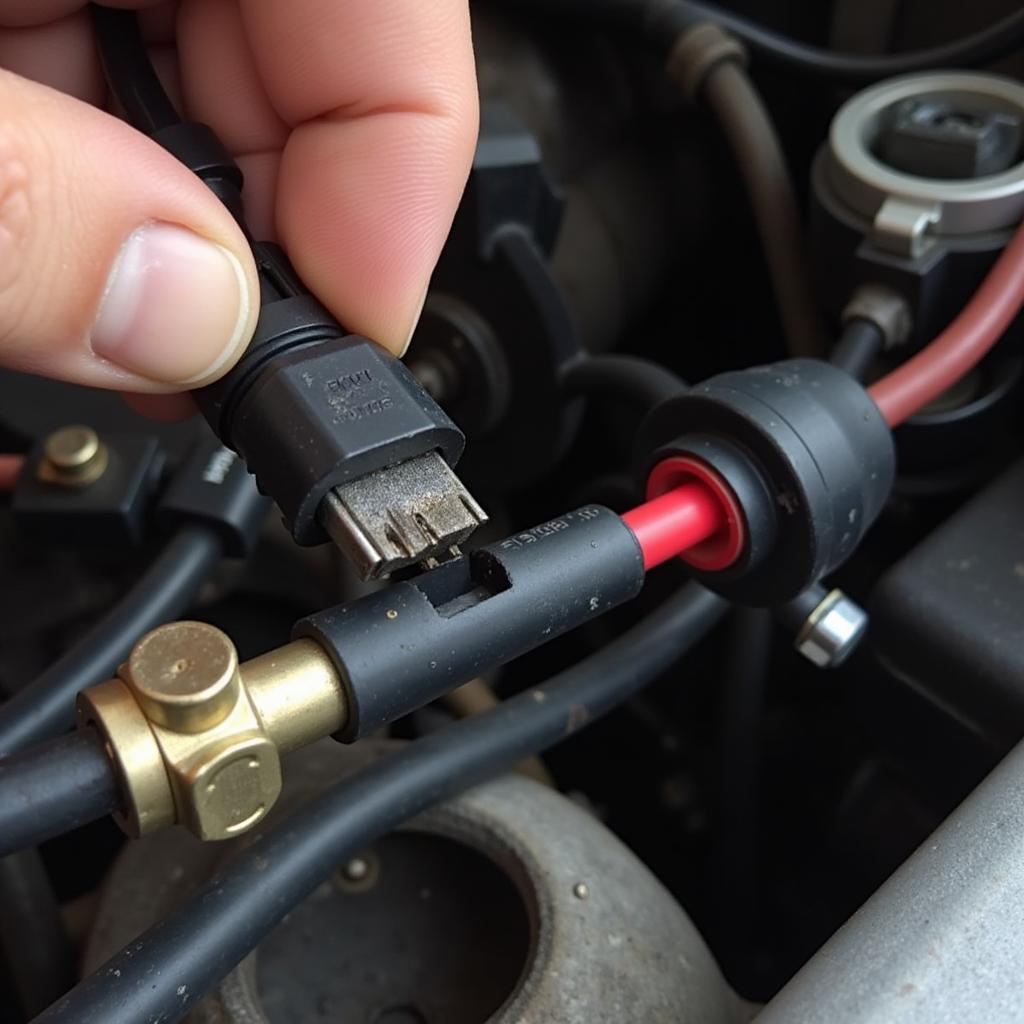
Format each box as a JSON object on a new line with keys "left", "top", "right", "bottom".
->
{"left": 827, "top": 72, "right": 1024, "bottom": 241}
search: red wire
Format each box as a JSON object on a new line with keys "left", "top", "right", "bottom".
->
{"left": 0, "top": 455, "right": 23, "bottom": 492}
{"left": 622, "top": 481, "right": 726, "bottom": 571}
{"left": 869, "top": 217, "right": 1024, "bottom": 427}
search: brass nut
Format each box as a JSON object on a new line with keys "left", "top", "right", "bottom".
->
{"left": 77, "top": 622, "right": 346, "bottom": 842}
{"left": 180, "top": 732, "right": 281, "bottom": 839}
{"left": 37, "top": 425, "right": 109, "bottom": 488}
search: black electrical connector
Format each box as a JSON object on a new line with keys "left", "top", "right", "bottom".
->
{"left": 12, "top": 431, "right": 164, "bottom": 548}
{"left": 298, "top": 504, "right": 645, "bottom": 738}
{"left": 91, "top": 6, "right": 487, "bottom": 579}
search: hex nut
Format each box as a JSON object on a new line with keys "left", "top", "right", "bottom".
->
{"left": 177, "top": 732, "right": 282, "bottom": 841}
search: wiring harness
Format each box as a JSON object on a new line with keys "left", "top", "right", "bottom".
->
{"left": 1, "top": 3, "right": 1024, "bottom": 1022}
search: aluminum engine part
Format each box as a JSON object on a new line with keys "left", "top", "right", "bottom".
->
{"left": 85, "top": 740, "right": 743, "bottom": 1024}
{"left": 756, "top": 735, "right": 1024, "bottom": 1023}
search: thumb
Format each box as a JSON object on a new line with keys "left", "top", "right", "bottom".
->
{"left": 0, "top": 69, "right": 258, "bottom": 393}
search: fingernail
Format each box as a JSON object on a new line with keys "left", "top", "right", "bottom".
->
{"left": 397, "top": 283, "right": 430, "bottom": 358}
{"left": 90, "top": 222, "right": 252, "bottom": 385}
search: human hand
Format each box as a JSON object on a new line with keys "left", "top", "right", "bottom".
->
{"left": 0, "top": 0, "right": 478, "bottom": 417}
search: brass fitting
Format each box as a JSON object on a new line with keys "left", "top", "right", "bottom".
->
{"left": 37, "top": 425, "right": 109, "bottom": 487}
{"left": 78, "top": 622, "right": 346, "bottom": 841}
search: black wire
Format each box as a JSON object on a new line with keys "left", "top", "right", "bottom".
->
{"left": 708, "top": 606, "right": 773, "bottom": 984}
{"left": 0, "top": 731, "right": 121, "bottom": 859}
{"left": 33, "top": 583, "right": 726, "bottom": 1024}
{"left": 0, "top": 526, "right": 222, "bottom": 756}
{"left": 675, "top": 2, "right": 1024, "bottom": 83}
{"left": 0, "top": 852, "right": 77, "bottom": 1020}
{"left": 561, "top": 354, "right": 687, "bottom": 411}
{"left": 830, "top": 319, "right": 885, "bottom": 382}
{"left": 90, "top": 5, "right": 180, "bottom": 134}
{"left": 500, "top": 0, "right": 1024, "bottom": 83}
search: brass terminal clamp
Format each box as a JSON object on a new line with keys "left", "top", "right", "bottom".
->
{"left": 78, "top": 622, "right": 346, "bottom": 841}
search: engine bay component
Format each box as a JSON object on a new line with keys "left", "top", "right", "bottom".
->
{"left": 78, "top": 622, "right": 345, "bottom": 839}
{"left": 405, "top": 102, "right": 582, "bottom": 489}
{"left": 872, "top": 458, "right": 1024, "bottom": 748}
{"left": 758, "top": 734, "right": 1024, "bottom": 1023}
{"left": 85, "top": 741, "right": 744, "bottom": 1024}
{"left": 812, "top": 70, "right": 1024, "bottom": 342}
{"left": 13, "top": 427, "right": 163, "bottom": 548}
{"left": 780, "top": 584, "right": 869, "bottom": 669}
{"left": 638, "top": 358, "right": 895, "bottom": 603}
{"left": 5, "top": 3, "right": 1024, "bottom": 1022}
{"left": 299, "top": 504, "right": 647, "bottom": 739}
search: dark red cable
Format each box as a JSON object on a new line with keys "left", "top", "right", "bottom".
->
{"left": 869, "top": 217, "right": 1024, "bottom": 427}
{"left": 622, "top": 481, "right": 727, "bottom": 570}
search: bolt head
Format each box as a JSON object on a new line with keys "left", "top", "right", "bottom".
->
{"left": 796, "top": 590, "right": 869, "bottom": 668}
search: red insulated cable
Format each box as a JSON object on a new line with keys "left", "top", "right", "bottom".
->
{"left": 622, "top": 481, "right": 726, "bottom": 571}
{"left": 0, "top": 455, "right": 23, "bottom": 492}
{"left": 869, "top": 218, "right": 1024, "bottom": 427}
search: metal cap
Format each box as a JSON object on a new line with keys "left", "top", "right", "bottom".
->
{"left": 38, "top": 424, "right": 108, "bottom": 487}
{"left": 124, "top": 622, "right": 241, "bottom": 734}
{"left": 824, "top": 72, "right": 1024, "bottom": 257}
{"left": 794, "top": 589, "right": 868, "bottom": 669}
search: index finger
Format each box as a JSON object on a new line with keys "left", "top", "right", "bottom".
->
{"left": 238, "top": 0, "right": 478, "bottom": 353}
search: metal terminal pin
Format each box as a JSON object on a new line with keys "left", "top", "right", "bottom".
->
{"left": 318, "top": 451, "right": 488, "bottom": 580}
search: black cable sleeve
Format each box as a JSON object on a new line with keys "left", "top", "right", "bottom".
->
{"left": 708, "top": 606, "right": 772, "bottom": 976}
{"left": 90, "top": 5, "right": 180, "bottom": 134}
{"left": 830, "top": 319, "right": 885, "bottom": 382}
{"left": 673, "top": 1, "right": 1024, "bottom": 83}
{"left": 0, "top": 731, "right": 121, "bottom": 858}
{"left": 0, "top": 851, "right": 77, "bottom": 1019}
{"left": 499, "top": 0, "right": 1024, "bottom": 82}
{"left": 560, "top": 354, "right": 687, "bottom": 411}
{"left": 0, "top": 526, "right": 222, "bottom": 756}
{"left": 34, "top": 583, "right": 726, "bottom": 1024}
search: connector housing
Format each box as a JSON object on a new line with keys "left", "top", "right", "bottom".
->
{"left": 229, "top": 335, "right": 466, "bottom": 546}
{"left": 192, "top": 244, "right": 475, "bottom": 554}
{"left": 296, "top": 504, "right": 645, "bottom": 739}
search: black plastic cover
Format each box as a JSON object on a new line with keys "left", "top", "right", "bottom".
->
{"left": 871, "top": 459, "right": 1024, "bottom": 747}
{"left": 156, "top": 436, "right": 270, "bottom": 557}
{"left": 638, "top": 359, "right": 895, "bottom": 604}
{"left": 296, "top": 505, "right": 645, "bottom": 739}
{"left": 12, "top": 434, "right": 164, "bottom": 548}
{"left": 230, "top": 335, "right": 465, "bottom": 545}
